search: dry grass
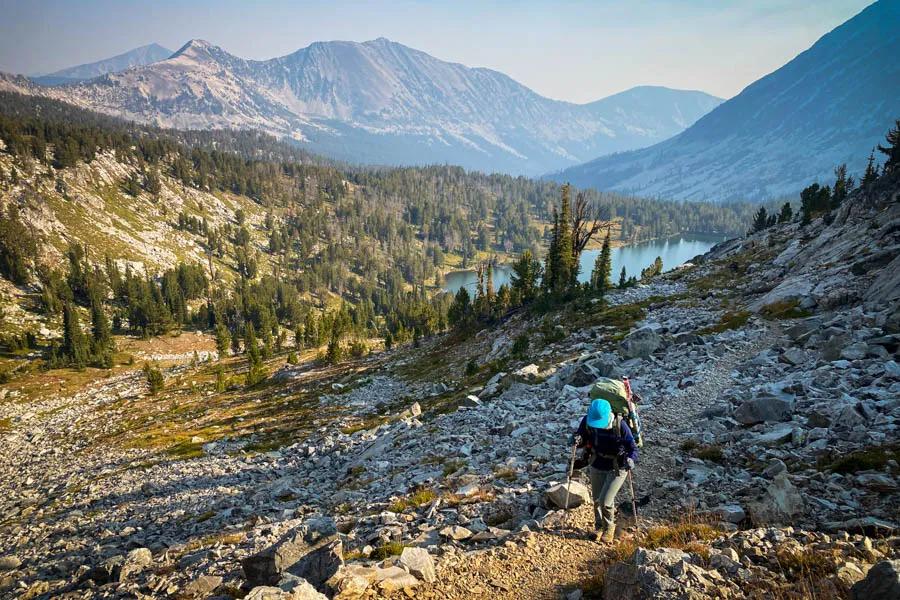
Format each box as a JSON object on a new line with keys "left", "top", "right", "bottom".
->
{"left": 371, "top": 541, "right": 406, "bottom": 560}
{"left": 388, "top": 488, "right": 437, "bottom": 513}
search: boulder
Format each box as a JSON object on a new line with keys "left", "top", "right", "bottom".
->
{"left": 748, "top": 276, "right": 813, "bottom": 313}
{"left": 566, "top": 362, "right": 600, "bottom": 388}
{"left": 398, "top": 547, "right": 436, "bottom": 583}
{"left": 601, "top": 560, "right": 680, "bottom": 600}
{"left": 712, "top": 505, "right": 746, "bottom": 524}
{"left": 865, "top": 253, "right": 900, "bottom": 305}
{"left": 513, "top": 364, "right": 541, "bottom": 381}
{"left": 747, "top": 472, "right": 805, "bottom": 525}
{"left": 182, "top": 575, "right": 223, "bottom": 597}
{"left": 0, "top": 556, "right": 21, "bottom": 571}
{"left": 545, "top": 481, "right": 591, "bottom": 509}
{"left": 620, "top": 327, "right": 661, "bottom": 359}
{"left": 242, "top": 518, "right": 342, "bottom": 588}
{"left": 733, "top": 395, "right": 793, "bottom": 425}
{"left": 851, "top": 560, "right": 900, "bottom": 600}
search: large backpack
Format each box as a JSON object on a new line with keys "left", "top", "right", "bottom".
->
{"left": 589, "top": 376, "right": 644, "bottom": 447}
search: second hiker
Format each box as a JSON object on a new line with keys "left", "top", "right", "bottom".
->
{"left": 573, "top": 398, "right": 638, "bottom": 542}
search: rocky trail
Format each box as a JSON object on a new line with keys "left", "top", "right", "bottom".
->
{"left": 1, "top": 175, "right": 899, "bottom": 598}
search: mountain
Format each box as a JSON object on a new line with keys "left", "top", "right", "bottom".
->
{"left": 30, "top": 43, "right": 173, "bottom": 86}
{"left": 553, "top": 0, "right": 900, "bottom": 201}
{"left": 7, "top": 38, "right": 720, "bottom": 175}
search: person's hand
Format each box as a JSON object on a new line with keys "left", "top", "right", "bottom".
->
{"left": 569, "top": 434, "right": 582, "bottom": 446}
{"left": 626, "top": 458, "right": 635, "bottom": 470}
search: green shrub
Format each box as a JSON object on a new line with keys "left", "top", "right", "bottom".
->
{"left": 465, "top": 359, "right": 479, "bottom": 377}
{"left": 143, "top": 362, "right": 164, "bottom": 394}
{"left": 511, "top": 334, "right": 529, "bottom": 357}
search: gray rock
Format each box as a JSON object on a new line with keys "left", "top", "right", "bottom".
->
{"left": 439, "top": 525, "right": 473, "bottom": 541}
{"left": 841, "top": 342, "right": 870, "bottom": 361}
{"left": 566, "top": 362, "right": 600, "bottom": 388}
{"left": 749, "top": 276, "right": 813, "bottom": 313}
{"left": 545, "top": 481, "right": 591, "bottom": 509}
{"left": 734, "top": 395, "right": 793, "bottom": 425}
{"left": 851, "top": 560, "right": 900, "bottom": 600}
{"left": 398, "top": 547, "right": 436, "bottom": 583}
{"left": 241, "top": 519, "right": 341, "bottom": 588}
{"left": 182, "top": 575, "right": 223, "bottom": 597}
{"left": 713, "top": 505, "right": 746, "bottom": 524}
{"left": 747, "top": 472, "right": 805, "bottom": 525}
{"left": 602, "top": 560, "right": 680, "bottom": 600}
{"left": 620, "top": 327, "right": 661, "bottom": 359}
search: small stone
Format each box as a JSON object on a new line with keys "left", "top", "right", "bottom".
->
{"left": 439, "top": 526, "right": 473, "bottom": 541}
{"left": 0, "top": 557, "right": 21, "bottom": 571}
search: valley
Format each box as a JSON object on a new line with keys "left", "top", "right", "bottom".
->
{"left": 1, "top": 167, "right": 898, "bottom": 599}
{"left": 1, "top": 2, "right": 899, "bottom": 599}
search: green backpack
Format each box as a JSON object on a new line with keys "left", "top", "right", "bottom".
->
{"left": 589, "top": 377, "right": 644, "bottom": 447}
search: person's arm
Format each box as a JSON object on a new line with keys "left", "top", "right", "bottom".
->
{"left": 621, "top": 422, "right": 638, "bottom": 464}
{"left": 573, "top": 416, "right": 589, "bottom": 448}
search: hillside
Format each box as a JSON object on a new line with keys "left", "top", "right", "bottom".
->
{"left": 31, "top": 43, "right": 173, "bottom": 87}
{"left": 0, "top": 118, "right": 898, "bottom": 599}
{"left": 553, "top": 0, "right": 900, "bottom": 201}
{"left": 0, "top": 38, "right": 721, "bottom": 176}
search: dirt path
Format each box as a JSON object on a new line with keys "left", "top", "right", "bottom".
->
{"left": 411, "top": 323, "right": 783, "bottom": 599}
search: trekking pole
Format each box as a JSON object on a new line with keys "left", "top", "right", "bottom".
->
{"left": 563, "top": 441, "right": 578, "bottom": 512}
{"left": 628, "top": 470, "right": 640, "bottom": 532}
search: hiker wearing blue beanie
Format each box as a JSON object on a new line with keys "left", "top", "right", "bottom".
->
{"left": 573, "top": 398, "right": 638, "bottom": 542}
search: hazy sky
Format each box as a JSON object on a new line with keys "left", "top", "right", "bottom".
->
{"left": 0, "top": 0, "right": 874, "bottom": 102}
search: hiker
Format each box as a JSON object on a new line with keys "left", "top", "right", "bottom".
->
{"left": 572, "top": 398, "right": 638, "bottom": 542}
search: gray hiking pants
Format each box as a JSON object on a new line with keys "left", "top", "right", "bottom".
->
{"left": 588, "top": 466, "right": 627, "bottom": 531}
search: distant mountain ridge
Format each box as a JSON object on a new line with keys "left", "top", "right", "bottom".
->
{"left": 3, "top": 38, "right": 721, "bottom": 175}
{"left": 31, "top": 43, "right": 173, "bottom": 86}
{"left": 552, "top": 0, "right": 900, "bottom": 201}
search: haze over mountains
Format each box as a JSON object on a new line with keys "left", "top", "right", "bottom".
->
{"left": 553, "top": 0, "right": 900, "bottom": 201}
{"left": 30, "top": 43, "right": 172, "bottom": 87}
{"left": 2, "top": 38, "right": 720, "bottom": 176}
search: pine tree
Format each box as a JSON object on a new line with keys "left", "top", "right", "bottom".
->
{"left": 244, "top": 323, "right": 265, "bottom": 386}
{"left": 90, "top": 299, "right": 114, "bottom": 368}
{"left": 543, "top": 210, "right": 559, "bottom": 293}
{"left": 215, "top": 323, "right": 231, "bottom": 358}
{"left": 831, "top": 164, "right": 852, "bottom": 207}
{"left": 510, "top": 249, "right": 542, "bottom": 305}
{"left": 751, "top": 207, "right": 769, "bottom": 233}
{"left": 618, "top": 266, "right": 627, "bottom": 289}
{"left": 877, "top": 119, "right": 900, "bottom": 175}
{"left": 778, "top": 202, "right": 793, "bottom": 223}
{"left": 591, "top": 229, "right": 612, "bottom": 294}
{"left": 862, "top": 150, "right": 879, "bottom": 188}
{"left": 61, "top": 302, "right": 89, "bottom": 368}
{"left": 215, "top": 365, "right": 226, "bottom": 392}
{"left": 448, "top": 286, "right": 472, "bottom": 326}
{"left": 556, "top": 184, "right": 575, "bottom": 290}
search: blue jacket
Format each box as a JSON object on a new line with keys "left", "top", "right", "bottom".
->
{"left": 576, "top": 416, "right": 638, "bottom": 471}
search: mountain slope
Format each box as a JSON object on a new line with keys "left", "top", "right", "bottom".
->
{"left": 553, "top": 0, "right": 900, "bottom": 201}
{"left": 9, "top": 38, "right": 720, "bottom": 175}
{"left": 30, "top": 43, "right": 173, "bottom": 86}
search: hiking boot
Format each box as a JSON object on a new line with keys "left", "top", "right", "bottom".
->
{"left": 601, "top": 525, "right": 616, "bottom": 543}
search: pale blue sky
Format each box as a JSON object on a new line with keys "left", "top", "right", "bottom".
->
{"left": 0, "top": 0, "right": 874, "bottom": 101}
